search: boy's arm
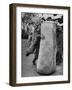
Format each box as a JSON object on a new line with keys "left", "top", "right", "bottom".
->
{"left": 41, "top": 33, "right": 45, "bottom": 40}
{"left": 27, "top": 34, "right": 32, "bottom": 43}
{"left": 36, "top": 33, "right": 45, "bottom": 40}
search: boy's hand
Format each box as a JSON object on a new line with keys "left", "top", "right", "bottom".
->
{"left": 41, "top": 34, "right": 45, "bottom": 40}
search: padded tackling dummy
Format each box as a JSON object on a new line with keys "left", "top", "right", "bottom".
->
{"left": 37, "top": 21, "right": 57, "bottom": 74}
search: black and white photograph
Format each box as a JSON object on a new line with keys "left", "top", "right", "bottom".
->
{"left": 21, "top": 13, "right": 63, "bottom": 77}
{"left": 9, "top": 4, "right": 70, "bottom": 86}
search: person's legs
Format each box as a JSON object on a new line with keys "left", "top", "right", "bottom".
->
{"left": 32, "top": 42, "right": 40, "bottom": 65}
{"left": 26, "top": 42, "right": 35, "bottom": 56}
{"left": 56, "top": 51, "right": 63, "bottom": 65}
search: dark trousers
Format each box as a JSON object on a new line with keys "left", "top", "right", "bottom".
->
{"left": 26, "top": 39, "right": 40, "bottom": 63}
{"left": 33, "top": 41, "right": 40, "bottom": 63}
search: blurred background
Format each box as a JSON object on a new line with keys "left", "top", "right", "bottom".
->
{"left": 21, "top": 13, "right": 63, "bottom": 77}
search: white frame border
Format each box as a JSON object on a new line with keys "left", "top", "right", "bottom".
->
{"left": 16, "top": 6, "right": 68, "bottom": 84}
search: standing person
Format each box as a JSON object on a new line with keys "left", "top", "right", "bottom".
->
{"left": 26, "top": 23, "right": 45, "bottom": 65}
{"left": 54, "top": 19, "right": 63, "bottom": 65}
{"left": 32, "top": 24, "right": 41, "bottom": 65}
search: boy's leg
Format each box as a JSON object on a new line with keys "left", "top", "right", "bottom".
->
{"left": 26, "top": 43, "right": 35, "bottom": 56}
{"left": 32, "top": 43, "right": 40, "bottom": 65}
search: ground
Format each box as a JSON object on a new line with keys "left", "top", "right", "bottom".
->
{"left": 21, "top": 40, "right": 63, "bottom": 77}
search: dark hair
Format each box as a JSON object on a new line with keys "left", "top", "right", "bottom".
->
{"left": 46, "top": 17, "right": 52, "bottom": 21}
{"left": 41, "top": 17, "right": 46, "bottom": 21}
